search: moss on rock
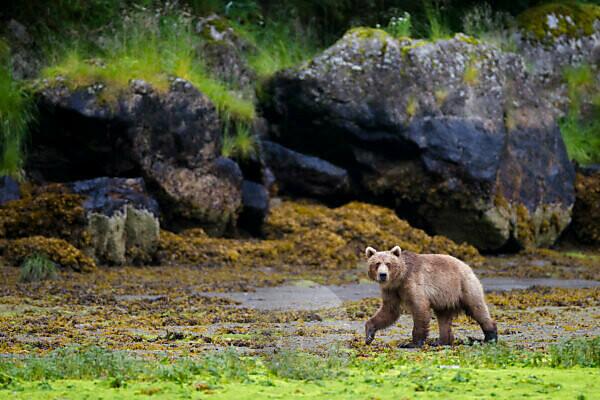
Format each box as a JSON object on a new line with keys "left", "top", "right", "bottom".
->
{"left": 518, "top": 3, "right": 600, "bottom": 41}
{"left": 3, "top": 236, "right": 96, "bottom": 272}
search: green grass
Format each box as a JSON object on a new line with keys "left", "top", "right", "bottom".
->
{"left": 19, "top": 254, "right": 58, "bottom": 283}
{"left": 1, "top": 339, "right": 599, "bottom": 399}
{"left": 559, "top": 64, "right": 600, "bottom": 165}
{"left": 424, "top": 0, "right": 452, "bottom": 40}
{"left": 221, "top": 122, "right": 257, "bottom": 160}
{"left": 42, "top": 7, "right": 255, "bottom": 123}
{"left": 0, "top": 41, "right": 35, "bottom": 178}
{"left": 235, "top": 19, "right": 320, "bottom": 78}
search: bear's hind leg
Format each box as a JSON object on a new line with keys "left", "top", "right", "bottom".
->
{"left": 435, "top": 310, "right": 454, "bottom": 346}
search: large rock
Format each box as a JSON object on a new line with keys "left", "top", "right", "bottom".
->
{"left": 31, "top": 78, "right": 242, "bottom": 235}
{"left": 262, "top": 29, "right": 576, "bottom": 251}
{"left": 238, "top": 180, "right": 269, "bottom": 235}
{"left": 262, "top": 140, "right": 351, "bottom": 200}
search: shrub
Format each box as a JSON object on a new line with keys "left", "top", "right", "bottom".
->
{"left": 18, "top": 253, "right": 58, "bottom": 282}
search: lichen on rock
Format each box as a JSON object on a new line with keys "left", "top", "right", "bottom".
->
{"left": 86, "top": 206, "right": 159, "bottom": 265}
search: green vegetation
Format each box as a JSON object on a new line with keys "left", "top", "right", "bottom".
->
{"left": 0, "top": 41, "right": 34, "bottom": 178}
{"left": 1, "top": 340, "right": 599, "bottom": 398}
{"left": 221, "top": 122, "right": 257, "bottom": 159}
{"left": 424, "top": 0, "right": 452, "bottom": 40}
{"left": 462, "top": 2, "right": 516, "bottom": 52}
{"left": 236, "top": 20, "right": 319, "bottom": 78}
{"left": 18, "top": 254, "right": 57, "bottom": 283}
{"left": 384, "top": 11, "right": 412, "bottom": 38}
{"left": 559, "top": 64, "right": 600, "bottom": 165}
{"left": 41, "top": 7, "right": 255, "bottom": 122}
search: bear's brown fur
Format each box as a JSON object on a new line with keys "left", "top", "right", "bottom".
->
{"left": 365, "top": 246, "right": 497, "bottom": 347}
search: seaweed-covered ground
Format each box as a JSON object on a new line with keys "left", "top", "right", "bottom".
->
{"left": 1, "top": 253, "right": 599, "bottom": 399}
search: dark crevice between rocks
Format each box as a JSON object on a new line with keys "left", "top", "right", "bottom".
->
{"left": 27, "top": 102, "right": 140, "bottom": 183}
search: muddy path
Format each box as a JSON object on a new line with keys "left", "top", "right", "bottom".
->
{"left": 1, "top": 260, "right": 599, "bottom": 356}
{"left": 200, "top": 278, "right": 600, "bottom": 311}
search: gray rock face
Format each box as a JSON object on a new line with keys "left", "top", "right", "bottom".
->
{"left": 262, "top": 140, "right": 351, "bottom": 200}
{"left": 195, "top": 14, "right": 256, "bottom": 97}
{"left": 33, "top": 79, "right": 242, "bottom": 235}
{"left": 68, "top": 177, "right": 160, "bottom": 265}
{"left": 262, "top": 29, "right": 575, "bottom": 251}
{"left": 0, "top": 176, "right": 20, "bottom": 206}
{"left": 5, "top": 19, "right": 42, "bottom": 79}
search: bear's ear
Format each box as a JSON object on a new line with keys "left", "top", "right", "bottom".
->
{"left": 390, "top": 246, "right": 402, "bottom": 257}
{"left": 365, "top": 247, "right": 377, "bottom": 258}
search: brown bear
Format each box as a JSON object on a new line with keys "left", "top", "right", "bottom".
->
{"left": 364, "top": 246, "right": 497, "bottom": 347}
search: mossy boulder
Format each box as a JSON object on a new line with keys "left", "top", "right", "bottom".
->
{"left": 515, "top": 3, "right": 600, "bottom": 87}
{"left": 572, "top": 166, "right": 600, "bottom": 244}
{"left": 156, "top": 200, "right": 481, "bottom": 268}
{"left": 518, "top": 3, "right": 600, "bottom": 42}
{"left": 262, "top": 29, "right": 575, "bottom": 251}
{"left": 3, "top": 236, "right": 96, "bottom": 272}
{"left": 32, "top": 79, "right": 242, "bottom": 235}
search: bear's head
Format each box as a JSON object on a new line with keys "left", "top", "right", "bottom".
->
{"left": 365, "top": 246, "right": 406, "bottom": 287}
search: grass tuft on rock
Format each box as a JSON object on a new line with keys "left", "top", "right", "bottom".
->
{"left": 221, "top": 122, "right": 256, "bottom": 159}
{"left": 42, "top": 7, "right": 255, "bottom": 123}
{"left": 235, "top": 19, "right": 320, "bottom": 78}
{"left": 18, "top": 253, "right": 57, "bottom": 283}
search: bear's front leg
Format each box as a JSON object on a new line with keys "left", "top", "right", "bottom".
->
{"left": 365, "top": 291, "right": 400, "bottom": 344}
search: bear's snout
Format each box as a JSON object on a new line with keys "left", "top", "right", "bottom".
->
{"left": 376, "top": 264, "right": 389, "bottom": 283}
